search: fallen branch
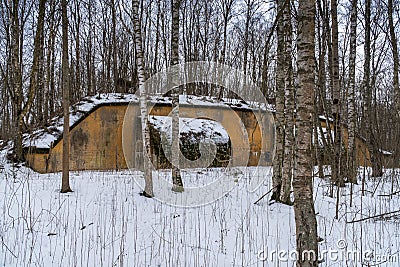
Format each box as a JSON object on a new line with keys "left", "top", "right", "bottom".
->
{"left": 377, "top": 190, "right": 400, "bottom": 197}
{"left": 1, "top": 236, "right": 17, "bottom": 258}
{"left": 254, "top": 186, "right": 276, "bottom": 205}
{"left": 347, "top": 209, "right": 400, "bottom": 223}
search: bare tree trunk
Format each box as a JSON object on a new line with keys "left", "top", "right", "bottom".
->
{"left": 280, "top": 0, "right": 294, "bottom": 205}
{"left": 271, "top": 2, "right": 284, "bottom": 201}
{"left": 171, "top": 0, "right": 184, "bottom": 192}
{"left": 47, "top": 0, "right": 57, "bottom": 120}
{"left": 72, "top": 0, "right": 82, "bottom": 100}
{"left": 388, "top": 0, "right": 400, "bottom": 168}
{"left": 61, "top": 0, "right": 72, "bottom": 193}
{"left": 86, "top": 1, "right": 95, "bottom": 96}
{"left": 271, "top": 0, "right": 287, "bottom": 202}
{"left": 152, "top": 0, "right": 161, "bottom": 74}
{"left": 10, "top": 0, "right": 23, "bottom": 162}
{"left": 217, "top": 0, "right": 236, "bottom": 99}
{"left": 111, "top": 0, "right": 118, "bottom": 87}
{"left": 316, "top": 0, "right": 328, "bottom": 179}
{"left": 294, "top": 0, "right": 319, "bottom": 265}
{"left": 23, "top": 0, "right": 46, "bottom": 125}
{"left": 363, "top": 0, "right": 382, "bottom": 177}
{"left": 330, "top": 0, "right": 343, "bottom": 186}
{"left": 363, "top": 0, "right": 371, "bottom": 161}
{"left": 347, "top": 0, "right": 357, "bottom": 183}
{"left": 132, "top": 0, "right": 153, "bottom": 197}
{"left": 242, "top": 0, "right": 251, "bottom": 75}
{"left": 219, "top": 0, "right": 235, "bottom": 64}
{"left": 260, "top": 39, "right": 271, "bottom": 99}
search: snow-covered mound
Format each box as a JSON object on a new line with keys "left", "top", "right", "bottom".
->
{"left": 149, "top": 116, "right": 229, "bottom": 144}
{"left": 23, "top": 93, "right": 138, "bottom": 150}
{"left": 22, "top": 93, "right": 272, "bottom": 150}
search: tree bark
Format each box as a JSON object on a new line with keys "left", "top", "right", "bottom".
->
{"left": 72, "top": 0, "right": 82, "bottom": 101}
{"left": 280, "top": 0, "right": 294, "bottom": 205}
{"left": 219, "top": 0, "right": 235, "bottom": 64}
{"left": 132, "top": 0, "right": 153, "bottom": 197}
{"left": 316, "top": 0, "right": 329, "bottom": 179}
{"left": 294, "top": 0, "right": 319, "bottom": 265}
{"left": 217, "top": 0, "right": 236, "bottom": 99}
{"left": 271, "top": 0, "right": 287, "bottom": 202}
{"left": 330, "top": 0, "right": 343, "bottom": 186}
{"left": 61, "top": 0, "right": 73, "bottom": 193}
{"left": 363, "top": 0, "right": 382, "bottom": 177}
{"left": 10, "top": 0, "right": 23, "bottom": 162}
{"left": 171, "top": 0, "right": 183, "bottom": 192}
{"left": 347, "top": 0, "right": 357, "bottom": 183}
{"left": 242, "top": 0, "right": 252, "bottom": 75}
{"left": 388, "top": 0, "right": 400, "bottom": 168}
{"left": 23, "top": 0, "right": 46, "bottom": 124}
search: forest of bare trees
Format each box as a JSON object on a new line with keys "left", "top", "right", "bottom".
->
{"left": 0, "top": 0, "right": 398, "bottom": 169}
{"left": 1, "top": 0, "right": 399, "bottom": 265}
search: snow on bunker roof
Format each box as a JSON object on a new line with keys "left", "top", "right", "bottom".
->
{"left": 23, "top": 93, "right": 270, "bottom": 150}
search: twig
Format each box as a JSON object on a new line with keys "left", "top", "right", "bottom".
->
{"left": 1, "top": 236, "right": 17, "bottom": 258}
{"left": 253, "top": 186, "right": 276, "bottom": 205}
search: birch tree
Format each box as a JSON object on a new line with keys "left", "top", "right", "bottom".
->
{"left": 347, "top": 0, "right": 357, "bottom": 183}
{"left": 133, "top": 0, "right": 153, "bottom": 197}
{"left": 271, "top": 0, "right": 286, "bottom": 202}
{"left": 61, "top": 0, "right": 72, "bottom": 193}
{"left": 171, "top": 0, "right": 184, "bottom": 192}
{"left": 271, "top": 0, "right": 294, "bottom": 204}
{"left": 280, "top": 0, "right": 294, "bottom": 205}
{"left": 294, "top": 0, "right": 319, "bottom": 264}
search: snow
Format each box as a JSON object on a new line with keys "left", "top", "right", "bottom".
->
{"left": 313, "top": 126, "right": 335, "bottom": 146}
{"left": 22, "top": 93, "right": 272, "bottom": 150}
{"left": 149, "top": 116, "right": 230, "bottom": 144}
{"left": 380, "top": 149, "right": 393, "bottom": 156}
{"left": 22, "top": 93, "right": 139, "bottom": 150}
{"left": 319, "top": 115, "right": 334, "bottom": 122}
{"left": 1, "top": 146, "right": 400, "bottom": 266}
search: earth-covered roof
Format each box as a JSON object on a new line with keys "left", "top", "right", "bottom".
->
{"left": 23, "top": 93, "right": 271, "bottom": 151}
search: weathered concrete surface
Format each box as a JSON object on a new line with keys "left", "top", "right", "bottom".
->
{"left": 26, "top": 102, "right": 274, "bottom": 173}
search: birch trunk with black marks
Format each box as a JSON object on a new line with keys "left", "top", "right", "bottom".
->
{"left": 347, "top": 0, "right": 357, "bottom": 183}
{"left": 61, "top": 0, "right": 72, "bottom": 193}
{"left": 316, "top": 0, "right": 328, "bottom": 179}
{"left": 271, "top": 0, "right": 286, "bottom": 202}
{"left": 171, "top": 0, "right": 183, "bottom": 192}
{"left": 133, "top": 0, "right": 153, "bottom": 197}
{"left": 294, "top": 0, "right": 319, "bottom": 265}
{"left": 280, "top": 0, "right": 294, "bottom": 205}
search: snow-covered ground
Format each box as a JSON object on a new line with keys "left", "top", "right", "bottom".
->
{"left": 1, "top": 145, "right": 400, "bottom": 266}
